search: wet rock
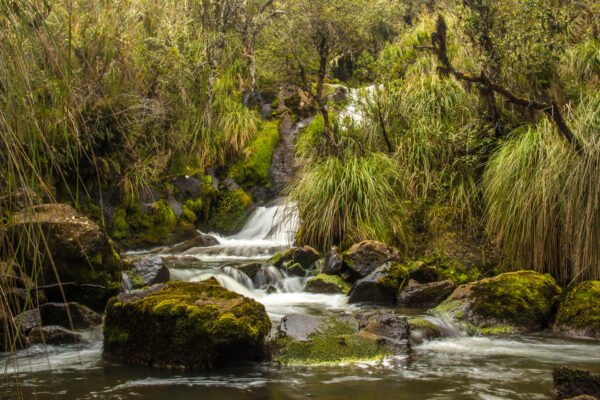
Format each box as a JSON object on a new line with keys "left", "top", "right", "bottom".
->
{"left": 398, "top": 279, "right": 456, "bottom": 309}
{"left": 304, "top": 274, "right": 351, "bottom": 295}
{"left": 125, "top": 255, "right": 170, "bottom": 289}
{"left": 343, "top": 240, "right": 401, "bottom": 280}
{"left": 408, "top": 261, "right": 442, "bottom": 284}
{"left": 28, "top": 326, "right": 82, "bottom": 345}
{"left": 348, "top": 263, "right": 409, "bottom": 305}
{"left": 103, "top": 279, "right": 271, "bottom": 370}
{"left": 322, "top": 246, "right": 343, "bottom": 275}
{"left": 237, "top": 263, "right": 263, "bottom": 281}
{"left": 407, "top": 317, "right": 442, "bottom": 345}
{"left": 14, "top": 309, "right": 41, "bottom": 333}
{"left": 283, "top": 262, "right": 306, "bottom": 277}
{"left": 168, "top": 234, "right": 219, "bottom": 254}
{"left": 285, "top": 246, "right": 320, "bottom": 270}
{"left": 553, "top": 367, "right": 600, "bottom": 400}
{"left": 279, "top": 314, "right": 322, "bottom": 341}
{"left": 172, "top": 176, "right": 202, "bottom": 199}
{"left": 37, "top": 303, "right": 102, "bottom": 330}
{"left": 554, "top": 281, "right": 600, "bottom": 339}
{"left": 35, "top": 282, "right": 118, "bottom": 313}
{"left": 6, "top": 204, "right": 121, "bottom": 307}
{"left": 357, "top": 313, "right": 410, "bottom": 353}
{"left": 433, "top": 271, "right": 561, "bottom": 335}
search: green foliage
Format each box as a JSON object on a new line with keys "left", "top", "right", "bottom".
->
{"left": 229, "top": 121, "right": 280, "bottom": 186}
{"left": 287, "top": 153, "right": 410, "bottom": 250}
{"left": 209, "top": 189, "right": 253, "bottom": 234}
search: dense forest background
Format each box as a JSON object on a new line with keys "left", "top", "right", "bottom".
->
{"left": 0, "top": 0, "right": 599, "bottom": 286}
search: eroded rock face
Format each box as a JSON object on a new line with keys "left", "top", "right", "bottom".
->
{"left": 343, "top": 241, "right": 401, "bottom": 280}
{"left": 433, "top": 271, "right": 561, "bottom": 335}
{"left": 348, "top": 263, "right": 409, "bottom": 305}
{"left": 398, "top": 280, "right": 456, "bottom": 309}
{"left": 6, "top": 204, "right": 121, "bottom": 307}
{"left": 103, "top": 279, "right": 271, "bottom": 370}
{"left": 554, "top": 281, "right": 600, "bottom": 339}
{"left": 552, "top": 367, "right": 600, "bottom": 400}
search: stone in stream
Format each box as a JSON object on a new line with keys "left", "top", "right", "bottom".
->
{"left": 554, "top": 280, "right": 600, "bottom": 339}
{"left": 17, "top": 302, "right": 102, "bottom": 333}
{"left": 124, "top": 255, "right": 170, "bottom": 289}
{"left": 343, "top": 240, "right": 401, "bottom": 281}
{"left": 356, "top": 312, "right": 410, "bottom": 353}
{"left": 267, "top": 246, "right": 320, "bottom": 271}
{"left": 34, "top": 282, "right": 117, "bottom": 313}
{"left": 552, "top": 367, "right": 600, "bottom": 400}
{"left": 103, "top": 279, "right": 271, "bottom": 370}
{"left": 28, "top": 326, "right": 82, "bottom": 345}
{"left": 322, "top": 246, "right": 343, "bottom": 275}
{"left": 237, "top": 262, "right": 263, "bottom": 281}
{"left": 407, "top": 317, "right": 443, "bottom": 345}
{"left": 433, "top": 271, "right": 562, "bottom": 335}
{"left": 279, "top": 314, "right": 322, "bottom": 341}
{"left": 348, "top": 263, "right": 409, "bottom": 305}
{"left": 397, "top": 279, "right": 456, "bottom": 309}
{"left": 304, "top": 274, "right": 351, "bottom": 295}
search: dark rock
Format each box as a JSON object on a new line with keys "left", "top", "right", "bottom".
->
{"left": 139, "top": 185, "right": 162, "bottom": 206}
{"left": 285, "top": 246, "right": 320, "bottom": 270}
{"left": 323, "top": 246, "right": 343, "bottom": 275}
{"left": 168, "top": 234, "right": 219, "bottom": 254}
{"left": 35, "top": 282, "right": 118, "bottom": 313}
{"left": 0, "top": 308, "right": 27, "bottom": 352}
{"left": 348, "top": 263, "right": 409, "bottom": 305}
{"left": 407, "top": 317, "right": 442, "bottom": 345}
{"left": 14, "top": 309, "right": 42, "bottom": 334}
{"left": 398, "top": 279, "right": 456, "bottom": 308}
{"left": 553, "top": 367, "right": 600, "bottom": 400}
{"left": 304, "top": 274, "right": 351, "bottom": 294}
{"left": 343, "top": 240, "right": 401, "bottom": 280}
{"left": 434, "top": 271, "right": 562, "bottom": 335}
{"left": 237, "top": 263, "right": 263, "bottom": 281}
{"left": 554, "top": 281, "right": 600, "bottom": 339}
{"left": 103, "top": 279, "right": 271, "bottom": 370}
{"left": 168, "top": 197, "right": 183, "bottom": 217}
{"left": 279, "top": 314, "right": 322, "bottom": 341}
{"left": 357, "top": 312, "right": 410, "bottom": 353}
{"left": 125, "top": 255, "right": 170, "bottom": 289}
{"left": 172, "top": 176, "right": 202, "bottom": 199}
{"left": 283, "top": 262, "right": 306, "bottom": 277}
{"left": 408, "top": 261, "right": 442, "bottom": 284}
{"left": 37, "top": 303, "right": 102, "bottom": 330}
{"left": 28, "top": 326, "right": 82, "bottom": 345}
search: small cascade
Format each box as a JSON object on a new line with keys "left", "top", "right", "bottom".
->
{"left": 422, "top": 316, "right": 465, "bottom": 338}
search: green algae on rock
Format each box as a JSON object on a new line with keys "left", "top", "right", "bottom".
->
{"left": 554, "top": 281, "right": 600, "bottom": 338}
{"left": 433, "top": 271, "right": 561, "bottom": 335}
{"left": 304, "top": 274, "right": 351, "bottom": 294}
{"left": 103, "top": 279, "right": 271, "bottom": 370}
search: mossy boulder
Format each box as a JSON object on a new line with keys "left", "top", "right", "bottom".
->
{"left": 407, "top": 254, "right": 481, "bottom": 286}
{"left": 6, "top": 204, "right": 121, "bottom": 306}
{"left": 433, "top": 271, "right": 561, "bottom": 335}
{"left": 209, "top": 188, "right": 253, "bottom": 234}
{"left": 343, "top": 240, "right": 401, "bottom": 280}
{"left": 267, "top": 246, "right": 320, "bottom": 274}
{"left": 103, "top": 279, "right": 271, "bottom": 370}
{"left": 554, "top": 281, "right": 600, "bottom": 338}
{"left": 398, "top": 279, "right": 456, "bottom": 309}
{"left": 407, "top": 317, "right": 442, "bottom": 344}
{"left": 273, "top": 317, "right": 394, "bottom": 365}
{"left": 305, "top": 274, "right": 351, "bottom": 294}
{"left": 348, "top": 263, "right": 409, "bottom": 305}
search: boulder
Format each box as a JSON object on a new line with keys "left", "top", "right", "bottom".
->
{"left": 348, "top": 263, "right": 409, "bottom": 305}
{"left": 433, "top": 271, "right": 561, "bottom": 335}
{"left": 34, "top": 282, "right": 118, "bottom": 313}
{"left": 103, "top": 279, "right": 271, "bottom": 370}
{"left": 322, "top": 246, "right": 343, "bottom": 275}
{"left": 398, "top": 279, "right": 456, "bottom": 309}
{"left": 554, "top": 281, "right": 600, "bottom": 339}
{"left": 284, "top": 246, "right": 320, "bottom": 270}
{"left": 343, "top": 241, "right": 401, "bottom": 280}
{"left": 17, "top": 303, "right": 102, "bottom": 333}
{"left": 172, "top": 176, "right": 202, "bottom": 199}
{"left": 168, "top": 234, "right": 219, "bottom": 254}
{"left": 279, "top": 314, "right": 322, "bottom": 341}
{"left": 304, "top": 274, "right": 351, "bottom": 295}
{"left": 6, "top": 204, "right": 121, "bottom": 304}
{"left": 237, "top": 263, "right": 263, "bottom": 281}
{"left": 282, "top": 262, "right": 306, "bottom": 277}
{"left": 28, "top": 326, "right": 82, "bottom": 345}
{"left": 553, "top": 367, "right": 600, "bottom": 400}
{"left": 407, "top": 317, "right": 442, "bottom": 345}
{"left": 357, "top": 312, "right": 410, "bottom": 353}
{"left": 124, "top": 255, "right": 170, "bottom": 289}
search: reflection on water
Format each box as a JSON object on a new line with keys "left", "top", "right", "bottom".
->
{"left": 3, "top": 201, "right": 600, "bottom": 400}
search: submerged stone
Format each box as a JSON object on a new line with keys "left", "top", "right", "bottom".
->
{"left": 103, "top": 279, "right": 271, "bottom": 370}
{"left": 554, "top": 281, "right": 600, "bottom": 339}
{"left": 433, "top": 271, "right": 561, "bottom": 335}
{"left": 304, "top": 274, "right": 351, "bottom": 295}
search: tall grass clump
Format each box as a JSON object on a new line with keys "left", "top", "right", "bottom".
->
{"left": 484, "top": 95, "right": 600, "bottom": 284}
{"left": 287, "top": 153, "right": 410, "bottom": 250}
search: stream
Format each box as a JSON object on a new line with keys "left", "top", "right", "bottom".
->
{"left": 2, "top": 202, "right": 600, "bottom": 399}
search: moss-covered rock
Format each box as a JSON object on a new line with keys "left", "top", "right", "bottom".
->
{"left": 229, "top": 121, "right": 280, "bottom": 187}
{"left": 103, "top": 279, "right": 271, "bottom": 370}
{"left": 273, "top": 317, "right": 394, "bottom": 365}
{"left": 398, "top": 279, "right": 456, "bottom": 309}
{"left": 433, "top": 271, "right": 561, "bottom": 335}
{"left": 407, "top": 317, "right": 442, "bottom": 344}
{"left": 348, "top": 263, "right": 409, "bottom": 305}
{"left": 305, "top": 274, "right": 351, "bottom": 294}
{"left": 554, "top": 281, "right": 600, "bottom": 338}
{"left": 407, "top": 254, "right": 481, "bottom": 286}
{"left": 343, "top": 240, "right": 401, "bottom": 280}
{"left": 209, "top": 188, "right": 253, "bottom": 234}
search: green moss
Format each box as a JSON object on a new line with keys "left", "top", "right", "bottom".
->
{"left": 305, "top": 274, "right": 351, "bottom": 294}
{"left": 378, "top": 263, "right": 409, "bottom": 290}
{"left": 555, "top": 280, "right": 600, "bottom": 338}
{"left": 209, "top": 189, "right": 252, "bottom": 234}
{"left": 181, "top": 205, "right": 197, "bottom": 223}
{"left": 229, "top": 121, "right": 280, "bottom": 186}
{"left": 267, "top": 252, "right": 284, "bottom": 268}
{"left": 273, "top": 319, "right": 393, "bottom": 365}
{"left": 407, "top": 317, "right": 442, "bottom": 339}
{"left": 104, "top": 279, "right": 271, "bottom": 369}
{"left": 408, "top": 254, "right": 481, "bottom": 285}
{"left": 112, "top": 207, "right": 129, "bottom": 240}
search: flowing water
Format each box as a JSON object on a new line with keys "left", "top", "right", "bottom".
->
{"left": 2, "top": 201, "right": 600, "bottom": 400}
